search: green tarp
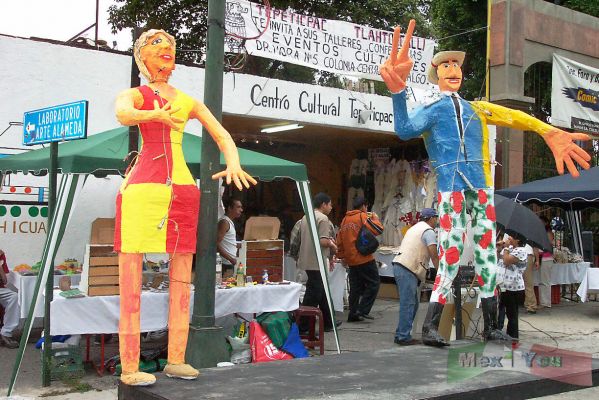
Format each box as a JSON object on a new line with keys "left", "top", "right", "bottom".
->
{"left": 0, "top": 127, "right": 308, "bottom": 181}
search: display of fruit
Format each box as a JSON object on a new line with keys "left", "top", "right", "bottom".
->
{"left": 13, "top": 264, "right": 32, "bottom": 273}
{"left": 56, "top": 259, "right": 82, "bottom": 275}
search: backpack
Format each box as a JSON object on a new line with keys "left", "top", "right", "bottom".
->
{"left": 288, "top": 218, "right": 302, "bottom": 261}
{"left": 355, "top": 213, "right": 382, "bottom": 256}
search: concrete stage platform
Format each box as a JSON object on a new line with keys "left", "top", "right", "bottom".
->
{"left": 119, "top": 341, "right": 599, "bottom": 400}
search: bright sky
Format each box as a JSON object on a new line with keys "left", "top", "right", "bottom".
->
{"left": 0, "top": 0, "right": 132, "bottom": 50}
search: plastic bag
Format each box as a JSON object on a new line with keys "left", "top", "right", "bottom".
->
{"left": 256, "top": 312, "right": 292, "bottom": 348}
{"left": 227, "top": 335, "right": 252, "bottom": 364}
{"left": 281, "top": 323, "right": 309, "bottom": 358}
{"left": 250, "top": 321, "right": 293, "bottom": 363}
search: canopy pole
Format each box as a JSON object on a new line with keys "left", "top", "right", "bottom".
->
{"left": 296, "top": 181, "right": 341, "bottom": 353}
{"left": 42, "top": 142, "right": 58, "bottom": 386}
{"left": 8, "top": 174, "right": 85, "bottom": 396}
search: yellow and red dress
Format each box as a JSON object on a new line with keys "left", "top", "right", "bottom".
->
{"left": 114, "top": 85, "right": 200, "bottom": 254}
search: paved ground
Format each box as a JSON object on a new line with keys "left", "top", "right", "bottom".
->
{"left": 1, "top": 296, "right": 598, "bottom": 399}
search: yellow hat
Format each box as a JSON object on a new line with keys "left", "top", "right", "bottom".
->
{"left": 427, "top": 51, "right": 466, "bottom": 84}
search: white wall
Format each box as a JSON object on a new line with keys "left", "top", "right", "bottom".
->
{"left": 0, "top": 34, "right": 401, "bottom": 266}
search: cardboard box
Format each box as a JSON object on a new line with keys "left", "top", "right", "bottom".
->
{"left": 89, "top": 256, "right": 119, "bottom": 267}
{"left": 90, "top": 218, "right": 115, "bottom": 245}
{"left": 88, "top": 275, "right": 120, "bottom": 285}
{"left": 377, "top": 282, "right": 399, "bottom": 299}
{"left": 80, "top": 243, "right": 120, "bottom": 296}
{"left": 88, "top": 266, "right": 119, "bottom": 276}
{"left": 243, "top": 217, "right": 280, "bottom": 240}
{"left": 89, "top": 245, "right": 116, "bottom": 257}
{"left": 88, "top": 286, "right": 119, "bottom": 296}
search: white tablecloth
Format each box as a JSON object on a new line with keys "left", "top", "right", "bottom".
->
{"left": 50, "top": 282, "right": 302, "bottom": 335}
{"left": 576, "top": 268, "right": 599, "bottom": 302}
{"left": 283, "top": 256, "right": 347, "bottom": 313}
{"left": 532, "top": 262, "right": 590, "bottom": 286}
{"left": 328, "top": 263, "right": 348, "bottom": 313}
{"left": 7, "top": 272, "right": 81, "bottom": 318}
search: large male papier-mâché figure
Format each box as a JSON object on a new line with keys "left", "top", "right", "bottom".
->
{"left": 114, "top": 29, "right": 256, "bottom": 386}
{"left": 380, "top": 20, "right": 590, "bottom": 347}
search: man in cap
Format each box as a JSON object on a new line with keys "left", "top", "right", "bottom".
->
{"left": 380, "top": 20, "right": 590, "bottom": 346}
{"left": 392, "top": 208, "right": 439, "bottom": 346}
{"left": 336, "top": 196, "right": 384, "bottom": 322}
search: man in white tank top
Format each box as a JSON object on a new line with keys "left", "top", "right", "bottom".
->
{"left": 217, "top": 198, "right": 243, "bottom": 275}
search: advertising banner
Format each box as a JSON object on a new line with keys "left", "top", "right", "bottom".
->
{"left": 551, "top": 54, "right": 599, "bottom": 134}
{"left": 224, "top": 0, "right": 436, "bottom": 90}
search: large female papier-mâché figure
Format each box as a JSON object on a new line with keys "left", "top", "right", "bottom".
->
{"left": 380, "top": 20, "right": 590, "bottom": 347}
{"left": 114, "top": 29, "right": 256, "bottom": 386}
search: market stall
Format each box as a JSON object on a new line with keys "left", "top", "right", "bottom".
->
{"left": 8, "top": 272, "right": 81, "bottom": 319}
{"left": 50, "top": 283, "right": 302, "bottom": 335}
{"left": 577, "top": 268, "right": 599, "bottom": 301}
{"left": 532, "top": 262, "right": 590, "bottom": 286}
{"left": 497, "top": 167, "right": 599, "bottom": 260}
{"left": 0, "top": 127, "right": 341, "bottom": 388}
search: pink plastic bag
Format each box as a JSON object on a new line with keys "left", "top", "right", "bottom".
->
{"left": 249, "top": 321, "right": 293, "bottom": 363}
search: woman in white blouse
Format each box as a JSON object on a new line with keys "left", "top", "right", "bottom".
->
{"left": 496, "top": 235, "right": 528, "bottom": 339}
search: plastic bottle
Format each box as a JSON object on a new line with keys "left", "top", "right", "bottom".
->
{"left": 262, "top": 269, "right": 269, "bottom": 284}
{"left": 215, "top": 254, "right": 223, "bottom": 287}
{"left": 236, "top": 262, "right": 245, "bottom": 287}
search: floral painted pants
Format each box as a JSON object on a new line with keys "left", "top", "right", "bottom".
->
{"left": 431, "top": 189, "right": 497, "bottom": 304}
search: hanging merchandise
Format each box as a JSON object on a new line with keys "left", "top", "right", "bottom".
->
{"left": 346, "top": 158, "right": 367, "bottom": 211}
{"left": 422, "top": 161, "right": 438, "bottom": 208}
{"left": 371, "top": 159, "right": 387, "bottom": 217}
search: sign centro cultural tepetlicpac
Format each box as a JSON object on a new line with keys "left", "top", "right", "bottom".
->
{"left": 551, "top": 54, "right": 599, "bottom": 134}
{"left": 224, "top": 0, "right": 436, "bottom": 90}
{"left": 23, "top": 100, "right": 88, "bottom": 146}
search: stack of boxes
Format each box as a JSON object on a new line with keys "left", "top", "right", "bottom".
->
{"left": 239, "top": 217, "right": 284, "bottom": 283}
{"left": 80, "top": 218, "right": 119, "bottom": 296}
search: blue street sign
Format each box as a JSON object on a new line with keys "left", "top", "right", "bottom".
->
{"left": 23, "top": 100, "right": 88, "bottom": 145}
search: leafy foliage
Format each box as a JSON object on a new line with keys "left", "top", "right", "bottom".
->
{"left": 430, "top": 0, "right": 488, "bottom": 101}
{"left": 108, "top": 0, "right": 209, "bottom": 62}
{"left": 548, "top": 0, "right": 599, "bottom": 18}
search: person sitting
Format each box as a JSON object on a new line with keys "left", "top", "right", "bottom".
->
{"left": 0, "top": 250, "right": 20, "bottom": 349}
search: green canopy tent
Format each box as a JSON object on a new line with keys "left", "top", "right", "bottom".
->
{"left": 1, "top": 127, "right": 340, "bottom": 395}
{"left": 0, "top": 126, "right": 308, "bottom": 181}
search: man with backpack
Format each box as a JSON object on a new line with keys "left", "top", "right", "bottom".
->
{"left": 336, "top": 197, "right": 384, "bottom": 322}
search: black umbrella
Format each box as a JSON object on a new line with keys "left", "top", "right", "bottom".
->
{"left": 494, "top": 194, "right": 552, "bottom": 252}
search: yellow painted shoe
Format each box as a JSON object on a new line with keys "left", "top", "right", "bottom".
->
{"left": 120, "top": 371, "right": 156, "bottom": 386}
{"left": 164, "top": 363, "right": 200, "bottom": 380}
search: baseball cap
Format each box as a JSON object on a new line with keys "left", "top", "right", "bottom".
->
{"left": 420, "top": 208, "right": 439, "bottom": 219}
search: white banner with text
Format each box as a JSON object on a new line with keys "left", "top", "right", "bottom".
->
{"left": 224, "top": 0, "right": 436, "bottom": 90}
{"left": 551, "top": 54, "right": 599, "bottom": 134}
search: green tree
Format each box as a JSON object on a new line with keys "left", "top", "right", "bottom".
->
{"left": 429, "top": 1, "right": 599, "bottom": 101}
{"left": 108, "top": 0, "right": 430, "bottom": 86}
{"left": 549, "top": 0, "right": 599, "bottom": 18}
{"left": 430, "top": 0, "right": 488, "bottom": 100}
